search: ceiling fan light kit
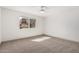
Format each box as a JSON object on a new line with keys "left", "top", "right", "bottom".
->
{"left": 40, "top": 6, "right": 47, "bottom": 13}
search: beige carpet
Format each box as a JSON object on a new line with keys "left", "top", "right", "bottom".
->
{"left": 0, "top": 35, "right": 79, "bottom": 53}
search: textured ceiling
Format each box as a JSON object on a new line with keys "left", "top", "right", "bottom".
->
{"left": 1, "top": 6, "right": 79, "bottom": 17}
{"left": 1, "top": 6, "right": 51, "bottom": 17}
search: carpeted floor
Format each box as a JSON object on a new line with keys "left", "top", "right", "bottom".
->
{"left": 0, "top": 35, "right": 79, "bottom": 53}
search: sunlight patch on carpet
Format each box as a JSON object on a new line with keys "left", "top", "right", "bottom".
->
{"left": 31, "top": 37, "right": 51, "bottom": 42}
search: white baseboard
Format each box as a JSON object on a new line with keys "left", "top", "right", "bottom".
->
{"left": 2, "top": 34, "right": 45, "bottom": 42}
{"left": 45, "top": 34, "right": 79, "bottom": 43}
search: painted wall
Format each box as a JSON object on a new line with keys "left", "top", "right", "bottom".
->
{"left": 45, "top": 7, "right": 79, "bottom": 42}
{"left": 2, "top": 8, "right": 44, "bottom": 41}
{"left": 0, "top": 8, "right": 1, "bottom": 43}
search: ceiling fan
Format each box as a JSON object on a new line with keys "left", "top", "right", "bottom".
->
{"left": 40, "top": 6, "right": 47, "bottom": 13}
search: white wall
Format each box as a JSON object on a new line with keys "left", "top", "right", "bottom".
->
{"left": 2, "top": 7, "right": 79, "bottom": 42}
{"left": 0, "top": 8, "right": 1, "bottom": 43}
{"left": 45, "top": 7, "right": 79, "bottom": 42}
{"left": 2, "top": 8, "right": 44, "bottom": 41}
